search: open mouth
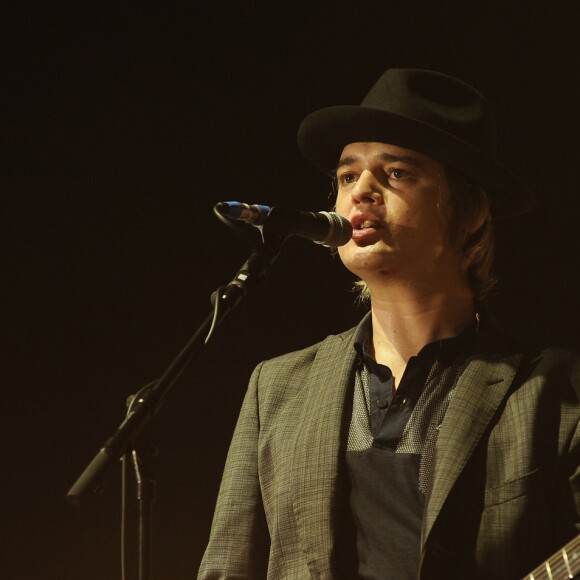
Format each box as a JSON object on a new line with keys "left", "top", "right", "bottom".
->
{"left": 351, "top": 214, "right": 383, "bottom": 231}
{"left": 356, "top": 219, "right": 379, "bottom": 230}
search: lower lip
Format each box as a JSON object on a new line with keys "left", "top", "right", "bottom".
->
{"left": 351, "top": 227, "right": 380, "bottom": 241}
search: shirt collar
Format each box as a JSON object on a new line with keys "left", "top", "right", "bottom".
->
{"left": 353, "top": 310, "right": 478, "bottom": 364}
{"left": 353, "top": 311, "right": 373, "bottom": 361}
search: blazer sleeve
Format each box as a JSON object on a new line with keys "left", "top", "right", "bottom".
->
{"left": 569, "top": 422, "right": 580, "bottom": 533}
{"left": 565, "top": 403, "right": 580, "bottom": 535}
{"left": 197, "top": 362, "right": 270, "bottom": 579}
{"left": 555, "top": 349, "right": 580, "bottom": 539}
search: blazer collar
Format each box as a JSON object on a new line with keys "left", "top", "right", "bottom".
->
{"left": 290, "top": 326, "right": 360, "bottom": 575}
{"left": 422, "top": 351, "right": 523, "bottom": 544}
{"left": 288, "top": 312, "right": 524, "bottom": 572}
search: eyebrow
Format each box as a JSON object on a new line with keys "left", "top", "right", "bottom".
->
{"left": 335, "top": 152, "right": 425, "bottom": 172}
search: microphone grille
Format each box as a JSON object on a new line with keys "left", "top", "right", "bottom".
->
{"left": 319, "top": 211, "right": 353, "bottom": 247}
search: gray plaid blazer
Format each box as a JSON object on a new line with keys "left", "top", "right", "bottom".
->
{"left": 198, "top": 323, "right": 580, "bottom": 579}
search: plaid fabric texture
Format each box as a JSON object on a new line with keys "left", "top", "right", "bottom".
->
{"left": 197, "top": 326, "right": 580, "bottom": 580}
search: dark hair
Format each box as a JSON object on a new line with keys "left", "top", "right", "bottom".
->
{"left": 445, "top": 168, "right": 496, "bottom": 300}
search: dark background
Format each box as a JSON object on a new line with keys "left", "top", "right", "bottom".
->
{"left": 3, "top": 1, "right": 579, "bottom": 578}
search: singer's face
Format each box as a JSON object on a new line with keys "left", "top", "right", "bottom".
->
{"left": 334, "top": 142, "right": 459, "bottom": 288}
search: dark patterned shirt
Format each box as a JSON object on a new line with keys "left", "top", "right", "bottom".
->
{"left": 345, "top": 312, "right": 477, "bottom": 579}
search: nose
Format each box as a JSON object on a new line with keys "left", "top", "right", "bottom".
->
{"left": 351, "top": 170, "right": 383, "bottom": 205}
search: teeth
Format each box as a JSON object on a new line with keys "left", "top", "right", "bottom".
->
{"left": 359, "top": 220, "right": 375, "bottom": 229}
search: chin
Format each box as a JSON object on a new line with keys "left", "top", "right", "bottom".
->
{"left": 339, "top": 246, "right": 394, "bottom": 277}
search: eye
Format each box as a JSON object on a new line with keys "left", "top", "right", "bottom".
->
{"left": 337, "top": 171, "right": 358, "bottom": 186}
{"left": 388, "top": 168, "right": 411, "bottom": 180}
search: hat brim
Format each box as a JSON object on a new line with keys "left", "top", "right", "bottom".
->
{"left": 297, "top": 106, "right": 536, "bottom": 219}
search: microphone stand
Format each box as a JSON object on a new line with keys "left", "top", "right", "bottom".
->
{"left": 128, "top": 393, "right": 158, "bottom": 580}
{"left": 66, "top": 229, "right": 286, "bottom": 579}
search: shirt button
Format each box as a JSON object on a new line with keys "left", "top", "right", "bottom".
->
{"left": 376, "top": 399, "right": 388, "bottom": 409}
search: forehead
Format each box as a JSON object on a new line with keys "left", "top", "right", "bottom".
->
{"left": 338, "top": 142, "right": 444, "bottom": 171}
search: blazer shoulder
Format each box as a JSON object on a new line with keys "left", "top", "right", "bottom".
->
{"left": 526, "top": 345, "right": 580, "bottom": 377}
{"left": 248, "top": 325, "right": 359, "bottom": 407}
{"left": 531, "top": 345, "right": 580, "bottom": 389}
{"left": 259, "top": 324, "right": 358, "bottom": 371}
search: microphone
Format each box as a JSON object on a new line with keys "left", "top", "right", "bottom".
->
{"left": 215, "top": 201, "right": 352, "bottom": 247}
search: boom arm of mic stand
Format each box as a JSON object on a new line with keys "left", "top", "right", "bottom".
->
{"left": 66, "top": 240, "right": 283, "bottom": 506}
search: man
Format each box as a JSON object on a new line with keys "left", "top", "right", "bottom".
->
{"left": 197, "top": 69, "right": 580, "bottom": 579}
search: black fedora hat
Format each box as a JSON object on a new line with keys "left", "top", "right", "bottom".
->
{"left": 297, "top": 68, "right": 535, "bottom": 219}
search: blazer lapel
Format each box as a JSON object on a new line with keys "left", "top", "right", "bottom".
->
{"left": 422, "top": 352, "right": 523, "bottom": 543}
{"left": 291, "top": 330, "right": 358, "bottom": 575}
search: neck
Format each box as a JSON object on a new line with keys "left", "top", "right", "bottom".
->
{"left": 368, "top": 281, "right": 476, "bottom": 367}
